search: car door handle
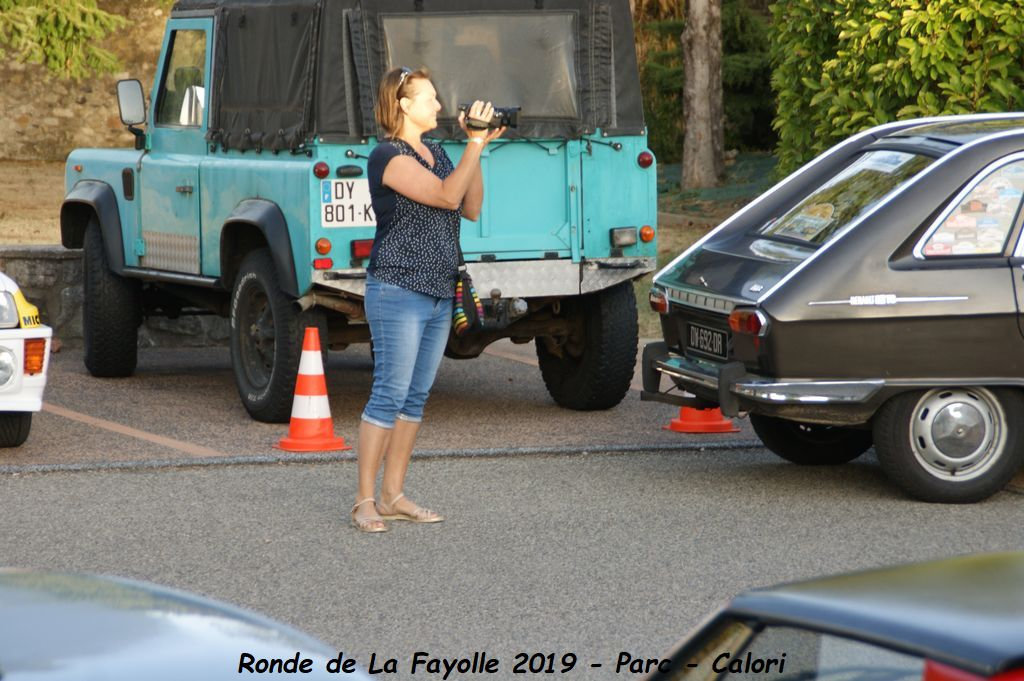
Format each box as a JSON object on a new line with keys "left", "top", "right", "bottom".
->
{"left": 176, "top": 185, "right": 194, "bottom": 195}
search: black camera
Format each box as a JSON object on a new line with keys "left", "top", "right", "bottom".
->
{"left": 458, "top": 103, "right": 521, "bottom": 130}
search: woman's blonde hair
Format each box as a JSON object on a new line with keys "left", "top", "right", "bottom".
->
{"left": 375, "top": 66, "right": 432, "bottom": 138}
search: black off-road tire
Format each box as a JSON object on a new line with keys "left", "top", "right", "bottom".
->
{"left": 535, "top": 281, "right": 638, "bottom": 411}
{"left": 0, "top": 412, "right": 32, "bottom": 448}
{"left": 873, "top": 387, "right": 1024, "bottom": 503}
{"left": 229, "top": 248, "right": 326, "bottom": 423}
{"left": 750, "top": 414, "right": 872, "bottom": 465}
{"left": 83, "top": 219, "right": 141, "bottom": 377}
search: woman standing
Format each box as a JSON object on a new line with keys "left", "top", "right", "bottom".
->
{"left": 351, "top": 67, "right": 505, "bottom": 532}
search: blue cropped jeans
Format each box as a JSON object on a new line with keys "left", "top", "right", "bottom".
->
{"left": 361, "top": 273, "right": 452, "bottom": 429}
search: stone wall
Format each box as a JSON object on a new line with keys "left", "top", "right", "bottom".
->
{"left": 0, "top": 245, "right": 228, "bottom": 348}
{"left": 0, "top": 1, "right": 165, "bottom": 162}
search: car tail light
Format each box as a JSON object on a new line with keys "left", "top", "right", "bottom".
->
{"left": 990, "top": 671, "right": 1024, "bottom": 681}
{"left": 639, "top": 225, "right": 655, "bottom": 242}
{"left": 24, "top": 338, "right": 46, "bottom": 375}
{"left": 313, "top": 162, "right": 330, "bottom": 179}
{"left": 728, "top": 308, "right": 766, "bottom": 336}
{"left": 637, "top": 151, "right": 654, "bottom": 168}
{"left": 649, "top": 288, "right": 668, "bottom": 314}
{"left": 610, "top": 227, "right": 637, "bottom": 248}
{"left": 351, "top": 239, "right": 374, "bottom": 259}
{"left": 313, "top": 258, "right": 333, "bottom": 270}
{"left": 923, "top": 661, "right": 987, "bottom": 681}
{"left": 315, "top": 238, "right": 332, "bottom": 255}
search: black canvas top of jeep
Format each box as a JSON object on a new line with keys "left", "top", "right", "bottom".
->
{"left": 170, "top": 0, "right": 645, "bottom": 152}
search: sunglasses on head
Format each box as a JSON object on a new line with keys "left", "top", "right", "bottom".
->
{"left": 397, "top": 67, "right": 412, "bottom": 91}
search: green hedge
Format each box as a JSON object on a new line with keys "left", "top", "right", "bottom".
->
{"left": 771, "top": 0, "right": 1024, "bottom": 175}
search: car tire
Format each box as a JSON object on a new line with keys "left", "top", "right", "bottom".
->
{"left": 535, "top": 282, "right": 638, "bottom": 411}
{"left": 83, "top": 218, "right": 141, "bottom": 377}
{"left": 873, "top": 387, "right": 1024, "bottom": 503}
{"left": 750, "top": 413, "right": 872, "bottom": 465}
{"left": 229, "top": 248, "right": 326, "bottom": 423}
{"left": 0, "top": 412, "right": 31, "bottom": 448}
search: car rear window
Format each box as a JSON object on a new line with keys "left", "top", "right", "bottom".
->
{"left": 759, "top": 150, "right": 934, "bottom": 246}
{"left": 671, "top": 619, "right": 925, "bottom": 681}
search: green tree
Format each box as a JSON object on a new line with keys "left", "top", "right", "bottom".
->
{"left": 0, "top": 0, "right": 126, "bottom": 80}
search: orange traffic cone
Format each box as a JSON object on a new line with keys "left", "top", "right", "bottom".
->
{"left": 276, "top": 327, "right": 351, "bottom": 452}
{"left": 663, "top": 406, "right": 740, "bottom": 434}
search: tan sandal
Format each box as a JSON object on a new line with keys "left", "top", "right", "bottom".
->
{"left": 378, "top": 493, "right": 444, "bottom": 523}
{"left": 350, "top": 498, "right": 388, "bottom": 533}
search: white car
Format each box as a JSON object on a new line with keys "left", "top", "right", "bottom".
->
{"left": 0, "top": 271, "right": 51, "bottom": 447}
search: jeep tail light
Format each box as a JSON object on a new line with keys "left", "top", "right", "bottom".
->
{"left": 313, "top": 162, "right": 330, "bottom": 179}
{"left": 637, "top": 151, "right": 654, "bottom": 168}
{"left": 610, "top": 227, "right": 637, "bottom": 247}
{"left": 313, "top": 258, "right": 333, "bottom": 270}
{"left": 728, "top": 308, "right": 765, "bottom": 336}
{"left": 649, "top": 288, "right": 668, "bottom": 314}
{"left": 640, "top": 225, "right": 655, "bottom": 242}
{"left": 315, "top": 238, "right": 332, "bottom": 255}
{"left": 351, "top": 239, "right": 374, "bottom": 259}
{"left": 24, "top": 338, "right": 46, "bottom": 375}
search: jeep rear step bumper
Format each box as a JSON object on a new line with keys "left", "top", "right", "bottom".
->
{"left": 314, "top": 257, "right": 656, "bottom": 298}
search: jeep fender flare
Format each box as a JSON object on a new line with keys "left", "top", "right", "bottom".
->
{"left": 220, "top": 199, "right": 299, "bottom": 298}
{"left": 61, "top": 180, "right": 126, "bottom": 275}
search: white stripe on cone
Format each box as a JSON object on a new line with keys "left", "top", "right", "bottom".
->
{"left": 290, "top": 394, "right": 332, "bottom": 420}
{"left": 298, "top": 349, "right": 324, "bottom": 376}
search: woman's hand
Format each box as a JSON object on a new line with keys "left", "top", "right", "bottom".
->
{"left": 458, "top": 100, "right": 506, "bottom": 145}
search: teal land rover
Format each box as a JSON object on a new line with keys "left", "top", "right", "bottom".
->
{"left": 61, "top": 0, "right": 657, "bottom": 422}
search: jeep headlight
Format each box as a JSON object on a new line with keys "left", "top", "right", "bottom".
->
{"left": 0, "top": 347, "right": 16, "bottom": 387}
{"left": 0, "top": 293, "right": 18, "bottom": 329}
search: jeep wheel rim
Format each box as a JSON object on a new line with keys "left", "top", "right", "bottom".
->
{"left": 909, "top": 388, "right": 1006, "bottom": 482}
{"left": 239, "top": 288, "right": 275, "bottom": 389}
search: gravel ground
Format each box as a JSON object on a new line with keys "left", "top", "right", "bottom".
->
{"left": 0, "top": 160, "right": 65, "bottom": 245}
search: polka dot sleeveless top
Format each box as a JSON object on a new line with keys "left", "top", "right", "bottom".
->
{"left": 367, "top": 139, "right": 461, "bottom": 299}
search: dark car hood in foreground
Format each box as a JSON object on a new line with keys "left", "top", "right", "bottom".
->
{"left": 728, "top": 553, "right": 1024, "bottom": 675}
{"left": 0, "top": 569, "right": 362, "bottom": 680}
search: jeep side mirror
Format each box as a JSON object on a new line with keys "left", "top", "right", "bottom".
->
{"left": 116, "top": 79, "right": 147, "bottom": 150}
{"left": 117, "top": 79, "right": 146, "bottom": 125}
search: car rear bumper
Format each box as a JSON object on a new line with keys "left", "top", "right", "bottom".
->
{"left": 640, "top": 342, "right": 885, "bottom": 425}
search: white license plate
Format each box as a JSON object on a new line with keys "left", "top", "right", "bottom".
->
{"left": 320, "top": 179, "right": 375, "bottom": 228}
{"left": 686, "top": 323, "right": 727, "bottom": 360}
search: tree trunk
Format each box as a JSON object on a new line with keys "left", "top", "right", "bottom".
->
{"left": 681, "top": 0, "right": 724, "bottom": 189}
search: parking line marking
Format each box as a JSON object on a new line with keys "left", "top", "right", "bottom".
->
{"left": 482, "top": 344, "right": 645, "bottom": 392}
{"left": 42, "top": 402, "right": 230, "bottom": 459}
{"left": 482, "top": 344, "right": 539, "bottom": 366}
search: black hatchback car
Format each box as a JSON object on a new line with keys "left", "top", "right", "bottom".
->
{"left": 643, "top": 552, "right": 1024, "bottom": 681}
{"left": 643, "top": 114, "right": 1024, "bottom": 503}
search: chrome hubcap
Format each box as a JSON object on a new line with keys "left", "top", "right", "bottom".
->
{"left": 931, "top": 403, "right": 985, "bottom": 458}
{"left": 909, "top": 388, "right": 1005, "bottom": 481}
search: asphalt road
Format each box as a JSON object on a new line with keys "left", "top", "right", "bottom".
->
{"left": 2, "top": 451, "right": 1023, "bottom": 679}
{"left": 4, "top": 341, "right": 758, "bottom": 470}
{"left": 1, "top": 343, "right": 1022, "bottom": 679}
